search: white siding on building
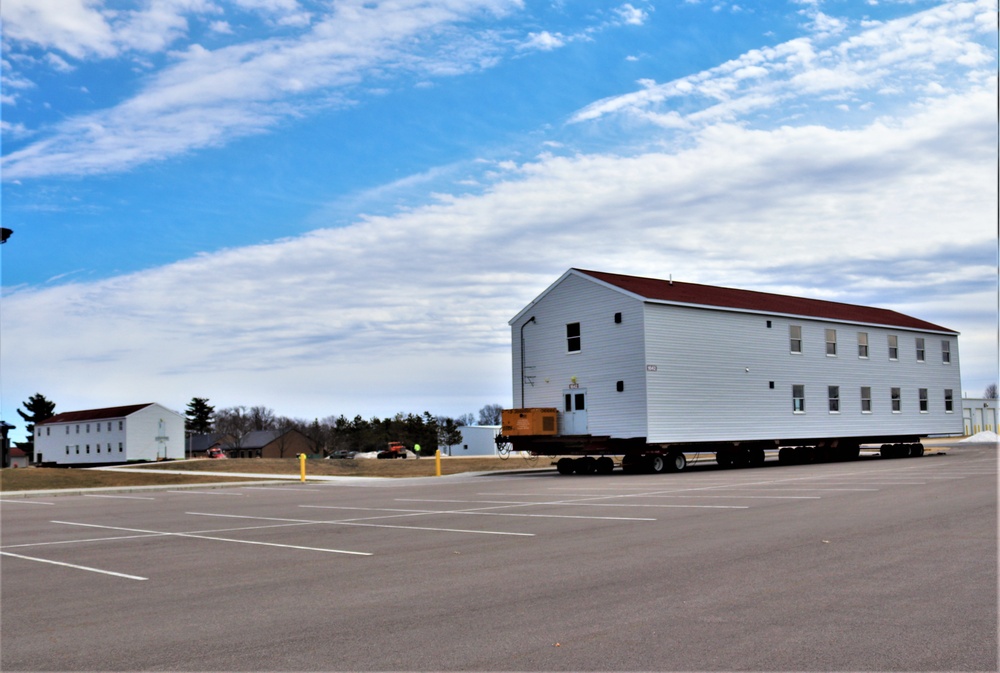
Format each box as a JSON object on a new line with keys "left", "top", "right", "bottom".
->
{"left": 511, "top": 272, "right": 647, "bottom": 439}
{"left": 444, "top": 426, "right": 501, "bottom": 456}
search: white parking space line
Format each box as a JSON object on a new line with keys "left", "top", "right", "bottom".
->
{"left": 300, "top": 504, "right": 656, "bottom": 522}
{"left": 244, "top": 487, "right": 327, "bottom": 493}
{"left": 398, "top": 498, "right": 748, "bottom": 510}
{"left": 0, "top": 499, "right": 55, "bottom": 505}
{"left": 83, "top": 494, "right": 157, "bottom": 500}
{"left": 0, "top": 551, "right": 148, "bottom": 581}
{"left": 53, "top": 520, "right": 372, "bottom": 556}
{"left": 1, "top": 533, "right": 164, "bottom": 549}
{"left": 188, "top": 511, "right": 536, "bottom": 537}
{"left": 166, "top": 490, "right": 245, "bottom": 496}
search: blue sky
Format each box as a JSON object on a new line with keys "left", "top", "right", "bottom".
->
{"left": 1, "top": 0, "right": 997, "bottom": 441}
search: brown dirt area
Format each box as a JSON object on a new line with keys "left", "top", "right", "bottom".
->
{"left": 0, "top": 456, "right": 547, "bottom": 492}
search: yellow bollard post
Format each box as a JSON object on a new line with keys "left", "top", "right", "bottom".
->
{"left": 435, "top": 449, "right": 441, "bottom": 477}
{"left": 299, "top": 453, "right": 307, "bottom": 482}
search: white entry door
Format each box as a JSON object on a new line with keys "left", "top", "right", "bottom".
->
{"left": 562, "top": 389, "right": 588, "bottom": 435}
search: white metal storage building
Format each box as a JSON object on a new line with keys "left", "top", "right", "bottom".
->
{"left": 34, "top": 403, "right": 186, "bottom": 466}
{"left": 510, "top": 269, "right": 963, "bottom": 446}
{"left": 441, "top": 425, "right": 502, "bottom": 456}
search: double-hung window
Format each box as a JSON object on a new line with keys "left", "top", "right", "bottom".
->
{"left": 915, "top": 338, "right": 925, "bottom": 362}
{"left": 944, "top": 389, "right": 954, "bottom": 412}
{"left": 792, "top": 385, "right": 805, "bottom": 413}
{"left": 828, "top": 386, "right": 840, "bottom": 412}
{"left": 566, "top": 323, "right": 581, "bottom": 352}
{"left": 891, "top": 387, "right": 901, "bottom": 412}
{"left": 941, "top": 340, "right": 951, "bottom": 363}
{"left": 860, "top": 387, "right": 872, "bottom": 413}
{"left": 858, "top": 332, "right": 869, "bottom": 358}
{"left": 918, "top": 388, "right": 928, "bottom": 412}
{"left": 790, "top": 326, "right": 802, "bottom": 353}
{"left": 825, "top": 329, "right": 837, "bottom": 356}
{"left": 888, "top": 335, "right": 899, "bottom": 360}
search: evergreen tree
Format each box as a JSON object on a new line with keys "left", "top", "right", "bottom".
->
{"left": 17, "top": 393, "right": 56, "bottom": 459}
{"left": 185, "top": 397, "right": 215, "bottom": 434}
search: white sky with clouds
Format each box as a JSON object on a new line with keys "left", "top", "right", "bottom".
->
{"left": 1, "top": 0, "right": 996, "bottom": 441}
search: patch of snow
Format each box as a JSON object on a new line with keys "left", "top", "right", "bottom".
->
{"left": 959, "top": 431, "right": 999, "bottom": 444}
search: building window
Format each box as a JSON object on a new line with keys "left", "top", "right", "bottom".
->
{"left": 97, "top": 445, "right": 101, "bottom": 453}
{"left": 75, "top": 446, "right": 79, "bottom": 454}
{"left": 861, "top": 387, "right": 872, "bottom": 413}
{"left": 888, "top": 335, "right": 898, "bottom": 360}
{"left": 108, "top": 422, "right": 112, "bottom": 431}
{"left": 119, "top": 421, "right": 124, "bottom": 430}
{"left": 66, "top": 426, "right": 70, "bottom": 434}
{"left": 86, "top": 424, "right": 90, "bottom": 433}
{"left": 792, "top": 385, "right": 805, "bottom": 413}
{"left": 46, "top": 427, "right": 50, "bottom": 436}
{"left": 919, "top": 388, "right": 928, "bottom": 412}
{"left": 828, "top": 386, "right": 840, "bottom": 412}
{"left": 119, "top": 443, "right": 124, "bottom": 452}
{"left": 858, "top": 332, "right": 868, "bottom": 358}
{"left": 86, "top": 445, "right": 90, "bottom": 454}
{"left": 825, "top": 329, "right": 837, "bottom": 356}
{"left": 566, "top": 322, "right": 581, "bottom": 353}
{"left": 941, "top": 340, "right": 951, "bottom": 363}
{"left": 945, "top": 389, "right": 954, "bottom": 412}
{"left": 65, "top": 447, "right": 69, "bottom": 455}
{"left": 915, "top": 338, "right": 925, "bottom": 362}
{"left": 891, "top": 387, "right": 901, "bottom": 412}
{"left": 790, "top": 325, "right": 802, "bottom": 353}
{"left": 76, "top": 425, "right": 80, "bottom": 434}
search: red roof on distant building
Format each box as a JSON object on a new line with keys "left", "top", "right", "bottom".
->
{"left": 575, "top": 269, "right": 956, "bottom": 333}
{"left": 9, "top": 447, "right": 27, "bottom": 458}
{"left": 38, "top": 403, "right": 155, "bottom": 426}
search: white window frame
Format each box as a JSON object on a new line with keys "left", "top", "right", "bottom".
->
{"left": 888, "top": 335, "right": 899, "bottom": 361}
{"left": 857, "top": 332, "right": 869, "bottom": 358}
{"left": 825, "top": 329, "right": 837, "bottom": 356}
{"left": 915, "top": 337, "right": 925, "bottom": 362}
{"left": 944, "top": 389, "right": 954, "bottom": 413}
{"left": 828, "top": 386, "right": 840, "bottom": 413}
{"left": 941, "top": 340, "right": 951, "bottom": 364}
{"left": 566, "top": 322, "right": 581, "bottom": 353}
{"left": 918, "top": 388, "right": 928, "bottom": 413}
{"left": 790, "top": 325, "right": 802, "bottom": 354}
{"left": 860, "top": 387, "right": 872, "bottom": 413}
{"left": 891, "top": 387, "right": 901, "bottom": 413}
{"left": 792, "top": 385, "right": 806, "bottom": 413}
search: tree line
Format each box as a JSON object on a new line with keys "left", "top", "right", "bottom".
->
{"left": 185, "top": 398, "right": 504, "bottom": 456}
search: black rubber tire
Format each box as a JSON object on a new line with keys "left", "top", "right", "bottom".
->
{"left": 667, "top": 452, "right": 687, "bottom": 472}
{"left": 716, "top": 450, "right": 733, "bottom": 468}
{"left": 748, "top": 448, "right": 766, "bottom": 467}
{"left": 596, "top": 456, "right": 615, "bottom": 474}
{"left": 556, "top": 458, "right": 575, "bottom": 475}
{"left": 577, "top": 456, "right": 597, "bottom": 475}
{"left": 648, "top": 455, "right": 667, "bottom": 474}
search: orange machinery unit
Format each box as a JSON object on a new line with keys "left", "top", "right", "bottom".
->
{"left": 502, "top": 408, "right": 559, "bottom": 436}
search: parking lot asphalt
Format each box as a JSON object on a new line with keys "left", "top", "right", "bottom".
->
{"left": 1, "top": 444, "right": 996, "bottom": 672}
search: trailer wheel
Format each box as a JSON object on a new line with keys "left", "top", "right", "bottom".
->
{"left": 913, "top": 444, "right": 925, "bottom": 457}
{"left": 667, "top": 452, "right": 687, "bottom": 472}
{"left": 596, "top": 456, "right": 615, "bottom": 474}
{"left": 715, "top": 450, "right": 733, "bottom": 468}
{"left": 748, "top": 448, "right": 766, "bottom": 467}
{"left": 621, "top": 455, "right": 642, "bottom": 473}
{"left": 577, "top": 457, "right": 597, "bottom": 475}
{"left": 648, "top": 455, "right": 667, "bottom": 474}
{"left": 556, "top": 458, "right": 575, "bottom": 475}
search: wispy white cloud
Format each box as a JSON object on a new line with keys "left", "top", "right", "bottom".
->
{"left": 571, "top": 0, "right": 997, "bottom": 130}
{"left": 2, "top": 0, "right": 524, "bottom": 180}
{"left": 2, "top": 83, "right": 995, "bottom": 422}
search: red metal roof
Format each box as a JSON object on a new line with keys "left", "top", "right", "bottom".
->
{"left": 38, "top": 403, "right": 155, "bottom": 425}
{"left": 575, "top": 269, "right": 956, "bottom": 333}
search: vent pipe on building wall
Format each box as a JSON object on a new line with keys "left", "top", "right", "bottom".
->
{"left": 520, "top": 316, "right": 536, "bottom": 406}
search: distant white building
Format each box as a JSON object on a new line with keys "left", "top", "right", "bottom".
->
{"left": 962, "top": 398, "right": 997, "bottom": 436}
{"left": 442, "top": 425, "right": 501, "bottom": 456}
{"left": 34, "top": 403, "right": 185, "bottom": 466}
